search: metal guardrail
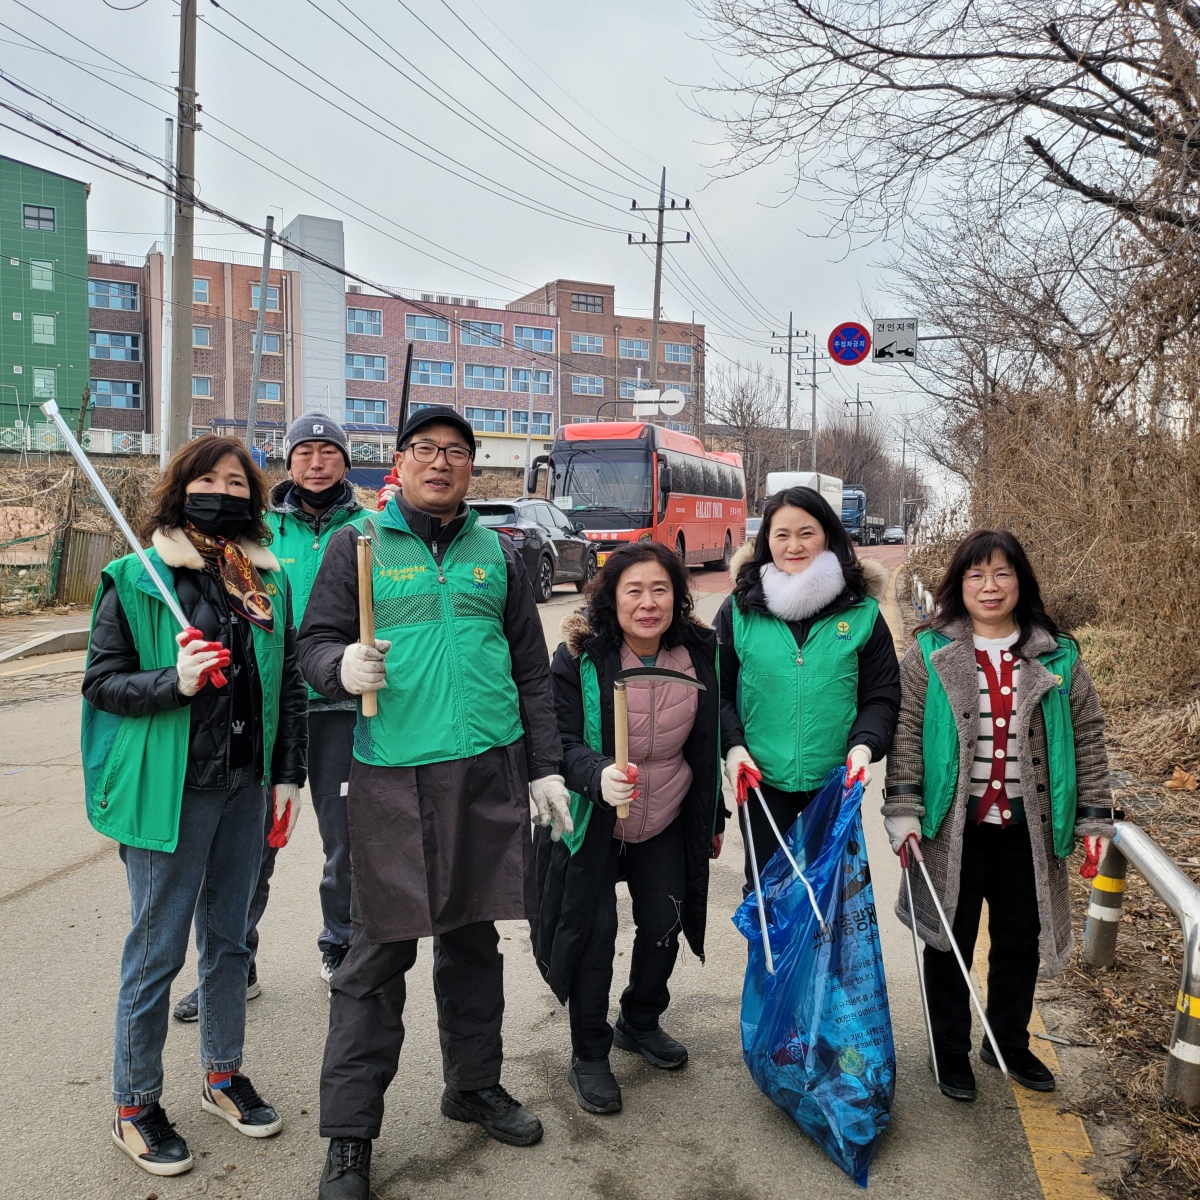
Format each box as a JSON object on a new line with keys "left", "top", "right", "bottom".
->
{"left": 1083, "top": 821, "right": 1200, "bottom": 1108}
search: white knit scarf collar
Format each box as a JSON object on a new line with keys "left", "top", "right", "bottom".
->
{"left": 759, "top": 551, "right": 846, "bottom": 622}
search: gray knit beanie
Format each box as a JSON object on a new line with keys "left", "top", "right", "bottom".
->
{"left": 284, "top": 412, "right": 351, "bottom": 467}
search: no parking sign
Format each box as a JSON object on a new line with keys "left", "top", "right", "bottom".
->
{"left": 828, "top": 322, "right": 871, "bottom": 366}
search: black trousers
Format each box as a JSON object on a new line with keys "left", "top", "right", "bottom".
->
{"left": 319, "top": 898, "right": 505, "bottom": 1139}
{"left": 568, "top": 817, "right": 686, "bottom": 1062}
{"left": 742, "top": 782, "right": 816, "bottom": 896}
{"left": 924, "top": 820, "right": 1041, "bottom": 1056}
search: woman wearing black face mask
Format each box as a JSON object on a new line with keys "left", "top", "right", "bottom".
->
{"left": 82, "top": 436, "right": 307, "bottom": 1178}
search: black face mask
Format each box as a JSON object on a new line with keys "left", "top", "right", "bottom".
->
{"left": 292, "top": 480, "right": 346, "bottom": 510}
{"left": 184, "top": 493, "right": 253, "bottom": 538}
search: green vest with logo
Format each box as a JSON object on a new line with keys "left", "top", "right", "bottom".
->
{"left": 80, "top": 549, "right": 286, "bottom": 852}
{"left": 915, "top": 629, "right": 1079, "bottom": 859}
{"left": 731, "top": 597, "right": 878, "bottom": 792}
{"left": 266, "top": 503, "right": 369, "bottom": 701}
{"left": 352, "top": 503, "right": 524, "bottom": 768}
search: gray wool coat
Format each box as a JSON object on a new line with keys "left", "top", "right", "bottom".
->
{"left": 883, "top": 618, "right": 1114, "bottom": 978}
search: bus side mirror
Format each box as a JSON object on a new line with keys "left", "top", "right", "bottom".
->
{"left": 658, "top": 461, "right": 672, "bottom": 496}
{"left": 526, "top": 454, "right": 549, "bottom": 497}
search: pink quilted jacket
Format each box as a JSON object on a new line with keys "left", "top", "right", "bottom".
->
{"left": 613, "top": 641, "right": 698, "bottom": 843}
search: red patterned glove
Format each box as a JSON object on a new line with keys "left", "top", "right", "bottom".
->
{"left": 378, "top": 471, "right": 400, "bottom": 511}
{"left": 1081, "top": 835, "right": 1109, "bottom": 879}
{"left": 267, "top": 784, "right": 302, "bottom": 849}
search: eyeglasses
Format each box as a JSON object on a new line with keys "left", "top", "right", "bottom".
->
{"left": 963, "top": 570, "right": 1016, "bottom": 589}
{"left": 404, "top": 440, "right": 473, "bottom": 466}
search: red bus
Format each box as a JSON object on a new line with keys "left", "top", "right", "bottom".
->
{"left": 529, "top": 421, "right": 746, "bottom": 570}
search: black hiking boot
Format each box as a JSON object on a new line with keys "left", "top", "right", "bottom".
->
{"left": 613, "top": 1015, "right": 688, "bottom": 1069}
{"left": 568, "top": 1056, "right": 622, "bottom": 1114}
{"left": 440, "top": 1083, "right": 543, "bottom": 1146}
{"left": 931, "top": 1050, "right": 976, "bottom": 1101}
{"left": 318, "top": 1137, "right": 371, "bottom": 1200}
{"left": 980, "top": 1041, "right": 1056, "bottom": 1092}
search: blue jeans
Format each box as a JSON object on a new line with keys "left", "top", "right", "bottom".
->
{"left": 112, "top": 767, "right": 265, "bottom": 1106}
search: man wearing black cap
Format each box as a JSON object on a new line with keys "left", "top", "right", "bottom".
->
{"left": 298, "top": 405, "right": 571, "bottom": 1200}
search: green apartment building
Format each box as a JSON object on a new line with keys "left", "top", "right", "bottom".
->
{"left": 0, "top": 155, "right": 89, "bottom": 438}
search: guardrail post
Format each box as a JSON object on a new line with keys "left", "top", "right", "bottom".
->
{"left": 1083, "top": 841, "right": 1128, "bottom": 968}
{"left": 1166, "top": 932, "right": 1200, "bottom": 1108}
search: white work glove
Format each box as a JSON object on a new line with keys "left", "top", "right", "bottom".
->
{"left": 174, "top": 629, "right": 229, "bottom": 697}
{"left": 267, "top": 783, "right": 303, "bottom": 849}
{"left": 724, "top": 745, "right": 761, "bottom": 802}
{"left": 530, "top": 774, "right": 574, "bottom": 841}
{"left": 846, "top": 744, "right": 873, "bottom": 788}
{"left": 339, "top": 639, "right": 391, "bottom": 695}
{"left": 884, "top": 815, "right": 922, "bottom": 855}
{"left": 600, "top": 762, "right": 638, "bottom": 807}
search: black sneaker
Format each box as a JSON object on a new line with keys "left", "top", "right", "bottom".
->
{"left": 440, "top": 1083, "right": 543, "bottom": 1146}
{"left": 173, "top": 965, "right": 260, "bottom": 1023}
{"left": 568, "top": 1056, "right": 622, "bottom": 1114}
{"left": 980, "top": 1041, "right": 1055, "bottom": 1092}
{"left": 201, "top": 1072, "right": 283, "bottom": 1137}
{"left": 612, "top": 1015, "right": 688, "bottom": 1069}
{"left": 318, "top": 1137, "right": 372, "bottom": 1200}
{"left": 930, "top": 1050, "right": 976, "bottom": 1101}
{"left": 112, "top": 1102, "right": 194, "bottom": 1176}
{"left": 320, "top": 946, "right": 348, "bottom": 984}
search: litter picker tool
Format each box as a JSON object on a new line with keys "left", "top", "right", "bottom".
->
{"left": 731, "top": 760, "right": 775, "bottom": 975}
{"left": 899, "top": 837, "right": 940, "bottom": 1087}
{"left": 356, "top": 535, "right": 378, "bottom": 717}
{"left": 611, "top": 665, "right": 705, "bottom": 820}
{"left": 751, "top": 785, "right": 826, "bottom": 933}
{"left": 901, "top": 834, "right": 1008, "bottom": 1079}
{"left": 39, "top": 399, "right": 227, "bottom": 688}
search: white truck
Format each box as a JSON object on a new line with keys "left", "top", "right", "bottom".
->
{"left": 763, "top": 471, "right": 844, "bottom": 512}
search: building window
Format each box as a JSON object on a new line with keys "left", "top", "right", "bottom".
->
{"left": 571, "top": 333, "right": 603, "bottom": 354}
{"left": 346, "top": 353, "right": 387, "bottom": 381}
{"left": 250, "top": 284, "right": 280, "bottom": 311}
{"left": 675, "top": 382, "right": 693, "bottom": 399}
{"left": 192, "top": 326, "right": 211, "bottom": 348}
{"left": 405, "top": 313, "right": 450, "bottom": 342}
{"left": 571, "top": 375, "right": 603, "bottom": 396}
{"left": 465, "top": 406, "right": 506, "bottom": 433}
{"left": 23, "top": 205, "right": 55, "bottom": 231}
{"left": 412, "top": 359, "right": 454, "bottom": 387}
{"left": 513, "top": 325, "right": 553, "bottom": 353}
{"left": 511, "top": 368, "right": 552, "bottom": 395}
{"left": 619, "top": 338, "right": 649, "bottom": 360}
{"left": 347, "top": 397, "right": 388, "bottom": 424}
{"left": 512, "top": 410, "right": 552, "bottom": 436}
{"left": 256, "top": 382, "right": 281, "bottom": 402}
{"left": 571, "top": 292, "right": 604, "bottom": 313}
{"left": 464, "top": 364, "right": 506, "bottom": 391}
{"left": 253, "top": 332, "right": 281, "bottom": 354}
{"left": 31, "top": 314, "right": 55, "bottom": 345}
{"left": 193, "top": 278, "right": 210, "bottom": 304}
{"left": 461, "top": 320, "right": 503, "bottom": 347}
{"left": 664, "top": 342, "right": 692, "bottom": 364}
{"left": 91, "top": 379, "right": 141, "bottom": 409}
{"left": 88, "top": 279, "right": 138, "bottom": 310}
{"left": 570, "top": 415, "right": 596, "bottom": 423}
{"left": 665, "top": 421, "right": 691, "bottom": 432}
{"left": 32, "top": 368, "right": 55, "bottom": 399}
{"left": 620, "top": 378, "right": 654, "bottom": 399}
{"left": 192, "top": 376, "right": 211, "bottom": 398}
{"left": 89, "top": 331, "right": 141, "bottom": 361}
{"left": 347, "top": 307, "right": 383, "bottom": 335}
{"left": 30, "top": 260, "right": 53, "bottom": 290}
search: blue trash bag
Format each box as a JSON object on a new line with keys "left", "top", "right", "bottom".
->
{"left": 733, "top": 768, "right": 895, "bottom": 1187}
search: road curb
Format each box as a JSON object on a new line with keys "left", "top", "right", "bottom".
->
{"left": 0, "top": 628, "right": 90, "bottom": 664}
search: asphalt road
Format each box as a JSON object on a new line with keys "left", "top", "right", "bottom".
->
{"left": 0, "top": 565, "right": 1047, "bottom": 1200}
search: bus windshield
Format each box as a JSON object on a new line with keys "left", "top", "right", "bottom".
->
{"left": 551, "top": 448, "right": 653, "bottom": 529}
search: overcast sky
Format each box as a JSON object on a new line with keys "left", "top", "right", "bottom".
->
{"left": 0, "top": 0, "right": 927, "bottom": 458}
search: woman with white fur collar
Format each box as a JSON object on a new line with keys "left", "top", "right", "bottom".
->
{"left": 713, "top": 486, "right": 899, "bottom": 890}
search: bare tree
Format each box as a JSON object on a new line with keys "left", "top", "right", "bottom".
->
{"left": 703, "top": 361, "right": 787, "bottom": 505}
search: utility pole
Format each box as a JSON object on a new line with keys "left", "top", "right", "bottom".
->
{"left": 245, "top": 215, "right": 274, "bottom": 453}
{"left": 771, "top": 315, "right": 810, "bottom": 471}
{"left": 629, "top": 170, "right": 690, "bottom": 388}
{"left": 168, "top": 0, "right": 198, "bottom": 454}
{"left": 845, "top": 384, "right": 873, "bottom": 439}
{"left": 522, "top": 361, "right": 535, "bottom": 490}
{"left": 160, "top": 117, "right": 174, "bottom": 467}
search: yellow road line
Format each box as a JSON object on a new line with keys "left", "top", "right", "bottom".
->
{"left": 0, "top": 652, "right": 86, "bottom": 677}
{"left": 974, "top": 913, "right": 1104, "bottom": 1199}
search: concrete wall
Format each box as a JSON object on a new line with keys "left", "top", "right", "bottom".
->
{"left": 282, "top": 215, "right": 345, "bottom": 419}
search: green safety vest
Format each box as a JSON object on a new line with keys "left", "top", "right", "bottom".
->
{"left": 731, "top": 597, "right": 878, "bottom": 791}
{"left": 560, "top": 644, "right": 722, "bottom": 857}
{"left": 916, "top": 629, "right": 1079, "bottom": 859}
{"left": 80, "top": 549, "right": 286, "bottom": 852}
{"left": 266, "top": 503, "right": 369, "bottom": 701}
{"left": 352, "top": 503, "right": 524, "bottom": 768}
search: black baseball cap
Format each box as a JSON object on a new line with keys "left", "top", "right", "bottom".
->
{"left": 396, "top": 404, "right": 476, "bottom": 456}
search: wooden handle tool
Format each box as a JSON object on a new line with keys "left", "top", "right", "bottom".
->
{"left": 613, "top": 679, "right": 630, "bottom": 819}
{"left": 356, "top": 535, "right": 378, "bottom": 717}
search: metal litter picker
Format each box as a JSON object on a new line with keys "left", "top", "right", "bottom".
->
{"left": 39, "top": 399, "right": 228, "bottom": 689}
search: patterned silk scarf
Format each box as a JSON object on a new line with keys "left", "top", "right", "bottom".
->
{"left": 184, "top": 526, "right": 275, "bottom": 632}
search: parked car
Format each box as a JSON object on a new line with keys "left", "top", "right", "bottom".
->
{"left": 881, "top": 526, "right": 906, "bottom": 545}
{"left": 468, "top": 498, "right": 598, "bottom": 603}
{"left": 744, "top": 516, "right": 762, "bottom": 542}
